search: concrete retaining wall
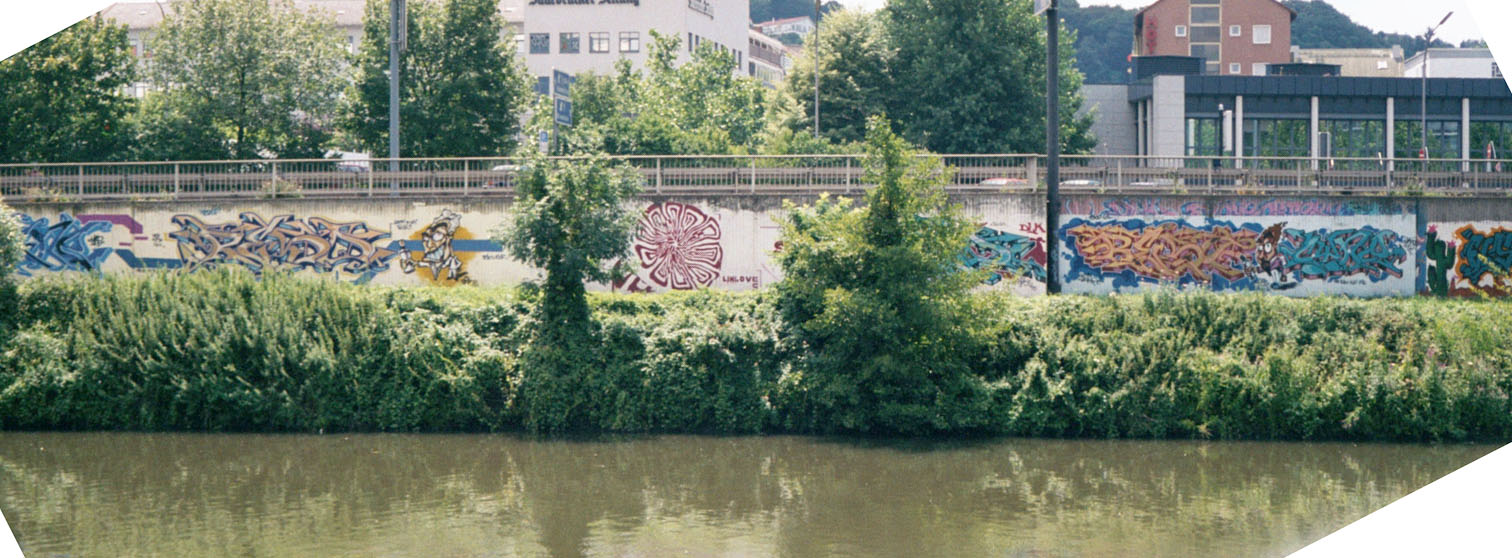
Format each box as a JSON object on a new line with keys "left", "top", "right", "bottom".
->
{"left": 9, "top": 192, "right": 1512, "bottom": 297}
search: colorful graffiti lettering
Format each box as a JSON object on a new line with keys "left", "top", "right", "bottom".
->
{"left": 169, "top": 212, "right": 399, "bottom": 280}
{"left": 1454, "top": 225, "right": 1512, "bottom": 293}
{"left": 1061, "top": 218, "right": 1410, "bottom": 290}
{"left": 399, "top": 209, "right": 469, "bottom": 283}
{"left": 960, "top": 226, "right": 1046, "bottom": 285}
{"left": 1279, "top": 226, "right": 1407, "bottom": 282}
{"left": 628, "top": 202, "right": 723, "bottom": 290}
{"left": 15, "top": 213, "right": 114, "bottom": 276}
{"left": 1062, "top": 219, "right": 1259, "bottom": 287}
{"left": 1212, "top": 199, "right": 1407, "bottom": 217}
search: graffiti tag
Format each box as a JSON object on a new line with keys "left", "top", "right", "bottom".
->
{"left": 169, "top": 212, "right": 399, "bottom": 279}
{"left": 1280, "top": 227, "right": 1407, "bottom": 282}
{"left": 1062, "top": 219, "right": 1258, "bottom": 286}
{"left": 15, "top": 213, "right": 114, "bottom": 276}
{"left": 960, "top": 226, "right": 1047, "bottom": 285}
{"left": 1455, "top": 225, "right": 1512, "bottom": 289}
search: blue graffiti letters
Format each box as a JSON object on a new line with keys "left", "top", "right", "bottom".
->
{"left": 169, "top": 212, "right": 399, "bottom": 277}
{"left": 16, "top": 213, "right": 114, "bottom": 276}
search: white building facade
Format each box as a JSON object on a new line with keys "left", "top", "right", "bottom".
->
{"left": 521, "top": 0, "right": 749, "bottom": 87}
{"left": 1404, "top": 48, "right": 1500, "bottom": 79}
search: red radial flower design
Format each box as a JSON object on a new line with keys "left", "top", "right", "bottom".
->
{"left": 633, "top": 202, "right": 723, "bottom": 290}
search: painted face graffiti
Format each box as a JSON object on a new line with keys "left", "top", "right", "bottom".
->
{"left": 399, "top": 210, "right": 468, "bottom": 283}
{"left": 1251, "top": 222, "right": 1295, "bottom": 289}
{"left": 169, "top": 212, "right": 399, "bottom": 281}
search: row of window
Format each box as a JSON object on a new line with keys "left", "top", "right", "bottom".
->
{"left": 529, "top": 32, "right": 641, "bottom": 55}
{"left": 1185, "top": 117, "right": 1483, "bottom": 160}
{"left": 1175, "top": 24, "right": 1271, "bottom": 44}
{"left": 688, "top": 33, "right": 742, "bottom": 67}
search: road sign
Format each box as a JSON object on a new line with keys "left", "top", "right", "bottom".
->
{"left": 552, "top": 70, "right": 573, "bottom": 99}
{"left": 554, "top": 98, "right": 573, "bottom": 126}
{"left": 1033, "top": 0, "right": 1055, "bottom": 16}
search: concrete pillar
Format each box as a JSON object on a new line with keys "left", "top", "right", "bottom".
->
{"left": 1310, "top": 96, "right": 1320, "bottom": 170}
{"left": 1137, "top": 101, "right": 1146, "bottom": 158}
{"left": 1235, "top": 95, "right": 1245, "bottom": 170}
{"left": 1386, "top": 97, "right": 1395, "bottom": 172}
{"left": 1463, "top": 97, "right": 1472, "bottom": 171}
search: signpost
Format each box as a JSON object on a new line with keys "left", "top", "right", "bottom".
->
{"left": 551, "top": 69, "right": 573, "bottom": 153}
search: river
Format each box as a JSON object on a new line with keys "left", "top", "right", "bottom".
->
{"left": 0, "top": 433, "right": 1494, "bottom": 557}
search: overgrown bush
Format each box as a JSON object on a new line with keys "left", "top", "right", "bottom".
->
{"left": 0, "top": 270, "right": 1509, "bottom": 442}
{"left": 773, "top": 116, "right": 989, "bottom": 435}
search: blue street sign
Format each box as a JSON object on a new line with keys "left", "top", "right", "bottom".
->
{"left": 554, "top": 98, "right": 572, "bottom": 126}
{"left": 553, "top": 70, "right": 573, "bottom": 98}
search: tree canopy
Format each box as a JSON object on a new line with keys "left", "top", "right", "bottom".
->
{"left": 0, "top": 16, "right": 136, "bottom": 163}
{"left": 569, "top": 32, "right": 769, "bottom": 155}
{"left": 146, "top": 0, "right": 347, "bottom": 160}
{"left": 342, "top": 0, "right": 531, "bottom": 158}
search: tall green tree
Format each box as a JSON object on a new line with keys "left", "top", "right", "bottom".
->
{"left": 343, "top": 0, "right": 531, "bottom": 158}
{"left": 774, "top": 116, "right": 987, "bottom": 434}
{"left": 569, "top": 32, "right": 769, "bottom": 155}
{"left": 885, "top": 0, "right": 1095, "bottom": 154}
{"left": 0, "top": 16, "right": 136, "bottom": 163}
{"left": 147, "top": 0, "right": 347, "bottom": 159}
{"left": 773, "top": 8, "right": 893, "bottom": 146}
{"left": 1060, "top": 0, "right": 1136, "bottom": 84}
{"left": 493, "top": 146, "right": 641, "bottom": 432}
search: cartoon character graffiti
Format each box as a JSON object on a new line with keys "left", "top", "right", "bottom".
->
{"left": 399, "top": 209, "right": 468, "bottom": 283}
{"left": 1250, "top": 222, "right": 1296, "bottom": 289}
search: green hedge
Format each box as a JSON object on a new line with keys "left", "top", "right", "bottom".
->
{"left": 2, "top": 271, "right": 1510, "bottom": 441}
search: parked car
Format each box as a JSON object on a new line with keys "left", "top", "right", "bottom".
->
{"left": 481, "top": 164, "right": 529, "bottom": 188}
{"left": 979, "top": 177, "right": 1029, "bottom": 188}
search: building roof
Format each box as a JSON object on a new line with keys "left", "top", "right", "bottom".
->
{"left": 754, "top": 16, "right": 813, "bottom": 28}
{"left": 1135, "top": 0, "right": 1297, "bottom": 21}
{"left": 99, "top": 0, "right": 525, "bottom": 30}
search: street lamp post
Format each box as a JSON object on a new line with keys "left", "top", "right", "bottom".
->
{"left": 813, "top": 0, "right": 821, "bottom": 139}
{"left": 1042, "top": 0, "right": 1060, "bottom": 294}
{"left": 389, "top": 0, "right": 406, "bottom": 195}
{"left": 1421, "top": 11, "right": 1453, "bottom": 166}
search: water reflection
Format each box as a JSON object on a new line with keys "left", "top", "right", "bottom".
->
{"left": 0, "top": 433, "right": 1493, "bottom": 557}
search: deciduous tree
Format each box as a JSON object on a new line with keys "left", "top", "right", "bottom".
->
{"left": 147, "top": 0, "right": 347, "bottom": 159}
{"left": 343, "top": 0, "right": 531, "bottom": 158}
{"left": 0, "top": 16, "right": 136, "bottom": 163}
{"left": 885, "top": 0, "right": 1094, "bottom": 154}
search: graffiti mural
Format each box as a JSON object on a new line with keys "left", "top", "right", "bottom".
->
{"left": 960, "top": 226, "right": 1046, "bottom": 285}
{"left": 1060, "top": 218, "right": 1412, "bottom": 292}
{"left": 1280, "top": 227, "right": 1407, "bottom": 282}
{"left": 15, "top": 213, "right": 115, "bottom": 276}
{"left": 398, "top": 209, "right": 470, "bottom": 284}
{"left": 169, "top": 212, "right": 399, "bottom": 281}
{"left": 619, "top": 202, "right": 724, "bottom": 291}
{"left": 1451, "top": 225, "right": 1512, "bottom": 295}
{"left": 1062, "top": 219, "right": 1258, "bottom": 288}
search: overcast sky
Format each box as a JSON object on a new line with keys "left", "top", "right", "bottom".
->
{"left": 835, "top": 0, "right": 1483, "bottom": 45}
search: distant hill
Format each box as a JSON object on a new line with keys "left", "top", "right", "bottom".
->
{"left": 1284, "top": 0, "right": 1450, "bottom": 57}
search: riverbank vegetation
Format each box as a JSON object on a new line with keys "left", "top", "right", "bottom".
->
{"left": 2, "top": 272, "right": 1511, "bottom": 442}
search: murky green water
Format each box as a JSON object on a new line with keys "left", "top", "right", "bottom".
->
{"left": 0, "top": 433, "right": 1494, "bottom": 557}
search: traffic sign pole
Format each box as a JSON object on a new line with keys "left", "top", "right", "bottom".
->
{"left": 1044, "top": 0, "right": 1060, "bottom": 294}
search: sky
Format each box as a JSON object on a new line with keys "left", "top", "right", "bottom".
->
{"left": 835, "top": 0, "right": 1484, "bottom": 45}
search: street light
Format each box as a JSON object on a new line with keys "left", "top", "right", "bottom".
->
{"left": 1421, "top": 11, "right": 1453, "bottom": 164}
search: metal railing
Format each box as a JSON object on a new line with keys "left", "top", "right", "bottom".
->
{"left": 4, "top": 154, "right": 1512, "bottom": 202}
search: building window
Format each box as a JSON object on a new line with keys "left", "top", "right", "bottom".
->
{"left": 620, "top": 32, "right": 640, "bottom": 53}
{"left": 529, "top": 33, "right": 549, "bottom": 54}
{"left": 1244, "top": 119, "right": 1312, "bottom": 159}
{"left": 589, "top": 32, "right": 609, "bottom": 53}
{"left": 560, "top": 32, "right": 580, "bottom": 54}
{"left": 1229, "top": 25, "right": 1241, "bottom": 37}
{"left": 1253, "top": 25, "right": 1272, "bottom": 45}
{"left": 1253, "top": 63, "right": 1267, "bottom": 76}
{"left": 1191, "top": 7, "right": 1220, "bottom": 24}
{"left": 1191, "top": 26, "right": 1221, "bottom": 43}
{"left": 1175, "top": 25, "right": 1187, "bottom": 37}
{"left": 1229, "top": 63, "right": 1241, "bottom": 74}
{"left": 1186, "top": 118, "right": 1222, "bottom": 157}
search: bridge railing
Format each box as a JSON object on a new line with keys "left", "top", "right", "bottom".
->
{"left": 4, "top": 154, "right": 1512, "bottom": 202}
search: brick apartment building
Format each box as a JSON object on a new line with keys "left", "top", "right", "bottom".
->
{"left": 1133, "top": 0, "right": 1295, "bottom": 76}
